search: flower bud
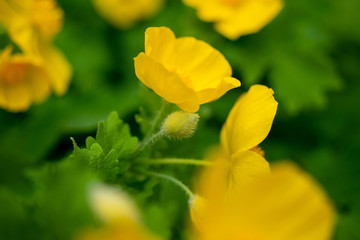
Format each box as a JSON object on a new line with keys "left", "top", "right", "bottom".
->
{"left": 189, "top": 195, "right": 207, "bottom": 231}
{"left": 88, "top": 182, "right": 140, "bottom": 224}
{"left": 161, "top": 111, "right": 199, "bottom": 139}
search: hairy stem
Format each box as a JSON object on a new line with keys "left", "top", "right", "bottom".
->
{"left": 147, "top": 158, "right": 213, "bottom": 166}
{"left": 143, "top": 170, "right": 194, "bottom": 198}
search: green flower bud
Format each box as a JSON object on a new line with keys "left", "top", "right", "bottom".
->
{"left": 161, "top": 111, "right": 199, "bottom": 139}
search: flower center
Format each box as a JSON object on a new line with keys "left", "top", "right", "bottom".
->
{"left": 221, "top": 0, "right": 243, "bottom": 7}
{"left": 1, "top": 63, "right": 29, "bottom": 84}
{"left": 172, "top": 67, "right": 194, "bottom": 88}
{"left": 30, "top": 0, "right": 63, "bottom": 39}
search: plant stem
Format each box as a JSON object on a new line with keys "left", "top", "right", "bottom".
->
{"left": 138, "top": 131, "right": 164, "bottom": 153}
{"left": 144, "top": 100, "right": 168, "bottom": 140}
{"left": 143, "top": 170, "right": 194, "bottom": 198}
{"left": 133, "top": 101, "right": 168, "bottom": 156}
{"left": 147, "top": 158, "right": 213, "bottom": 166}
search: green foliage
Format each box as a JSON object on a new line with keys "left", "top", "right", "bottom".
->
{"left": 70, "top": 112, "right": 138, "bottom": 180}
{"left": 0, "top": 0, "right": 360, "bottom": 239}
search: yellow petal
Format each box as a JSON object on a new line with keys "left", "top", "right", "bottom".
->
{"left": 9, "top": 19, "right": 41, "bottom": 55}
{"left": 1, "top": 0, "right": 63, "bottom": 54}
{"left": 189, "top": 195, "right": 208, "bottom": 231}
{"left": 183, "top": 0, "right": 234, "bottom": 21}
{"left": 144, "top": 26, "right": 176, "bottom": 66}
{"left": 0, "top": 48, "right": 51, "bottom": 112}
{"left": 172, "top": 37, "right": 238, "bottom": 91}
{"left": 25, "top": 66, "right": 51, "bottom": 103}
{"left": 88, "top": 182, "right": 140, "bottom": 224}
{"left": 0, "top": 0, "right": 17, "bottom": 26}
{"left": 215, "top": 0, "right": 284, "bottom": 40}
{"left": 134, "top": 52, "right": 199, "bottom": 112}
{"left": 227, "top": 150, "right": 270, "bottom": 199}
{"left": 92, "top": 0, "right": 164, "bottom": 29}
{"left": 196, "top": 162, "right": 336, "bottom": 240}
{"left": 231, "top": 162, "right": 336, "bottom": 240}
{"left": 197, "top": 76, "right": 240, "bottom": 104}
{"left": 221, "top": 84, "right": 278, "bottom": 156}
{"left": 41, "top": 46, "right": 72, "bottom": 95}
{"left": 77, "top": 182, "right": 162, "bottom": 240}
{"left": 0, "top": 81, "right": 31, "bottom": 112}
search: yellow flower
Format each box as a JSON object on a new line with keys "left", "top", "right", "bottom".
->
{"left": 183, "top": 0, "right": 283, "bottom": 40}
{"left": 76, "top": 167, "right": 335, "bottom": 240}
{"left": 0, "top": 46, "right": 52, "bottom": 112}
{"left": 134, "top": 27, "right": 240, "bottom": 112}
{"left": 191, "top": 162, "right": 336, "bottom": 240}
{"left": 209, "top": 84, "right": 277, "bottom": 196}
{"left": 92, "top": 0, "right": 165, "bottom": 29}
{"left": 0, "top": 0, "right": 72, "bottom": 107}
{"left": 88, "top": 182, "right": 141, "bottom": 224}
{"left": 0, "top": 46, "right": 71, "bottom": 112}
{"left": 0, "top": 0, "right": 63, "bottom": 54}
{"left": 75, "top": 183, "right": 162, "bottom": 240}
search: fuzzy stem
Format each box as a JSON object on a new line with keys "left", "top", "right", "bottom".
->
{"left": 144, "top": 100, "right": 168, "bottom": 140}
{"left": 143, "top": 170, "right": 194, "bottom": 198}
{"left": 133, "top": 101, "right": 168, "bottom": 156}
{"left": 147, "top": 158, "right": 213, "bottom": 166}
{"left": 137, "top": 131, "right": 164, "bottom": 153}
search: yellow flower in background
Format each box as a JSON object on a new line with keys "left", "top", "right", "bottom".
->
{"left": 88, "top": 182, "right": 140, "bottom": 224}
{"left": 0, "top": 46, "right": 51, "bottom": 112}
{"left": 38, "top": 44, "right": 72, "bottom": 96}
{"left": 75, "top": 182, "right": 162, "bottom": 240}
{"left": 92, "top": 0, "right": 165, "bottom": 29}
{"left": 191, "top": 162, "right": 336, "bottom": 240}
{"left": 134, "top": 27, "right": 240, "bottom": 112}
{"left": 0, "top": 45, "right": 71, "bottom": 112}
{"left": 183, "top": 0, "right": 283, "bottom": 40}
{"left": 0, "top": 0, "right": 72, "bottom": 110}
{"left": 0, "top": 0, "right": 63, "bottom": 54}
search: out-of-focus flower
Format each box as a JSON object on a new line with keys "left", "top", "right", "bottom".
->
{"left": 190, "top": 162, "right": 336, "bottom": 240}
{"left": 0, "top": 0, "right": 63, "bottom": 54}
{"left": 0, "top": 0, "right": 72, "bottom": 110}
{"left": 134, "top": 27, "right": 240, "bottom": 112}
{"left": 183, "top": 0, "right": 283, "bottom": 40}
{"left": 92, "top": 0, "right": 165, "bottom": 29}
{"left": 88, "top": 182, "right": 140, "bottom": 224}
{"left": 0, "top": 46, "right": 71, "bottom": 112}
{"left": 0, "top": 46, "right": 51, "bottom": 112}
{"left": 75, "top": 182, "right": 162, "bottom": 240}
{"left": 38, "top": 44, "right": 72, "bottom": 96}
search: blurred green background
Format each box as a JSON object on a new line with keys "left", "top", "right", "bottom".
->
{"left": 0, "top": 0, "right": 360, "bottom": 239}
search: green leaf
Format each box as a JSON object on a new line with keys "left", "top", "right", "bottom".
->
{"left": 270, "top": 52, "right": 342, "bottom": 114}
{"left": 70, "top": 112, "right": 138, "bottom": 180}
{"left": 96, "top": 112, "right": 138, "bottom": 157}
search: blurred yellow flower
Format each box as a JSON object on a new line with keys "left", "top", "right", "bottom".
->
{"left": 0, "top": 0, "right": 72, "bottom": 111}
{"left": 0, "top": 0, "right": 63, "bottom": 54}
{"left": 191, "top": 162, "right": 336, "bottom": 240}
{"left": 134, "top": 27, "right": 240, "bottom": 112}
{"left": 76, "top": 167, "right": 335, "bottom": 240}
{"left": 92, "top": 0, "right": 165, "bottom": 29}
{"left": 88, "top": 182, "right": 140, "bottom": 224}
{"left": 75, "top": 182, "right": 162, "bottom": 240}
{"left": 0, "top": 46, "right": 51, "bottom": 112}
{"left": 183, "top": 0, "right": 283, "bottom": 40}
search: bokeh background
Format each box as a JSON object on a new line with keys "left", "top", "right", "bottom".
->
{"left": 0, "top": 0, "right": 360, "bottom": 239}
